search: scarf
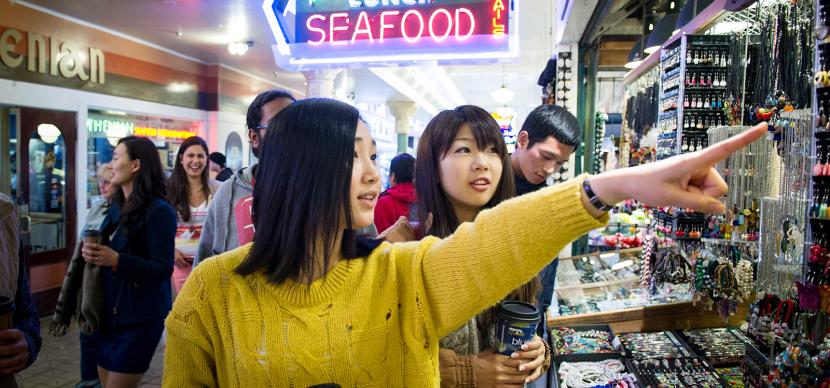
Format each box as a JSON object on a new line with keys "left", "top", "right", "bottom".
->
{"left": 50, "top": 199, "right": 110, "bottom": 337}
{"left": 49, "top": 242, "right": 104, "bottom": 336}
{"left": 0, "top": 193, "right": 19, "bottom": 300}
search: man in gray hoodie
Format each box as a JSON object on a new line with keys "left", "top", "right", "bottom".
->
{"left": 194, "top": 90, "right": 296, "bottom": 265}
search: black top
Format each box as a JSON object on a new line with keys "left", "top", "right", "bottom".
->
{"left": 101, "top": 197, "right": 176, "bottom": 327}
{"left": 215, "top": 167, "right": 233, "bottom": 182}
{"left": 514, "top": 174, "right": 547, "bottom": 196}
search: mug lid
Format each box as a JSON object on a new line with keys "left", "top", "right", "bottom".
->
{"left": 81, "top": 229, "right": 102, "bottom": 237}
{"left": 495, "top": 300, "right": 539, "bottom": 323}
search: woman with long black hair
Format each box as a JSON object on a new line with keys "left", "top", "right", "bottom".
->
{"left": 166, "top": 136, "right": 220, "bottom": 296}
{"left": 414, "top": 105, "right": 549, "bottom": 386}
{"left": 162, "top": 98, "right": 765, "bottom": 386}
{"left": 82, "top": 136, "right": 176, "bottom": 388}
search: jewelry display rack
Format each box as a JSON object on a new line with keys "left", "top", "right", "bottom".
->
{"left": 656, "top": 34, "right": 732, "bottom": 161}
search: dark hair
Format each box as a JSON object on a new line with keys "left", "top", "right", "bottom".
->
{"left": 389, "top": 153, "right": 415, "bottom": 184}
{"left": 245, "top": 89, "right": 296, "bottom": 131}
{"left": 209, "top": 152, "right": 226, "bottom": 167}
{"left": 416, "top": 105, "right": 538, "bottom": 334}
{"left": 167, "top": 137, "right": 211, "bottom": 222}
{"left": 237, "top": 98, "right": 360, "bottom": 284}
{"left": 521, "top": 104, "right": 581, "bottom": 149}
{"left": 415, "top": 105, "right": 515, "bottom": 238}
{"left": 111, "top": 136, "right": 167, "bottom": 226}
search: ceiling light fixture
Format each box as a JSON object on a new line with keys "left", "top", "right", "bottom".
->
{"left": 645, "top": 13, "right": 679, "bottom": 54}
{"left": 676, "top": 0, "right": 714, "bottom": 33}
{"left": 37, "top": 123, "right": 61, "bottom": 144}
{"left": 228, "top": 41, "right": 253, "bottom": 55}
{"left": 491, "top": 84, "right": 516, "bottom": 104}
{"left": 624, "top": 37, "right": 644, "bottom": 70}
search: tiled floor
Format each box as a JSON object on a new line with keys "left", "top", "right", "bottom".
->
{"left": 14, "top": 318, "right": 165, "bottom": 388}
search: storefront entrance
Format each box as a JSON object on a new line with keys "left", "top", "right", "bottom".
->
{"left": 1, "top": 106, "right": 76, "bottom": 315}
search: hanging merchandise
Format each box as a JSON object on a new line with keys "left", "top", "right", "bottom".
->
{"left": 706, "top": 125, "right": 776, "bottom": 242}
{"left": 688, "top": 240, "right": 758, "bottom": 320}
{"left": 553, "top": 51, "right": 574, "bottom": 109}
{"left": 593, "top": 112, "right": 607, "bottom": 174}
{"left": 749, "top": 0, "right": 814, "bottom": 124}
{"left": 552, "top": 3, "right": 827, "bottom": 387}
{"left": 624, "top": 67, "right": 659, "bottom": 167}
{"left": 767, "top": 345, "right": 823, "bottom": 387}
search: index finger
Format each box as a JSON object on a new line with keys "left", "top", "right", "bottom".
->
{"left": 697, "top": 122, "right": 768, "bottom": 165}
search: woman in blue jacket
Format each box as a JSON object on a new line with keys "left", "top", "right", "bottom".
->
{"left": 81, "top": 136, "right": 176, "bottom": 388}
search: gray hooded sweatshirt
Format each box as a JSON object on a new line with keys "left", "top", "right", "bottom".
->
{"left": 194, "top": 166, "right": 255, "bottom": 266}
{"left": 194, "top": 165, "right": 377, "bottom": 266}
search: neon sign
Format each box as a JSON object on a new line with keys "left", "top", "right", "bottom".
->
{"left": 134, "top": 127, "right": 196, "bottom": 140}
{"left": 262, "top": 0, "right": 517, "bottom": 70}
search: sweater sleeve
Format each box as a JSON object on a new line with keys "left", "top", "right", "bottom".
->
{"left": 416, "top": 176, "right": 607, "bottom": 338}
{"left": 163, "top": 262, "right": 219, "bottom": 387}
{"left": 438, "top": 349, "right": 476, "bottom": 387}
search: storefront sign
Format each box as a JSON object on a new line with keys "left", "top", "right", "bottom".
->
{"left": 0, "top": 28, "right": 106, "bottom": 84}
{"left": 263, "top": 0, "right": 517, "bottom": 69}
{"left": 87, "top": 118, "right": 133, "bottom": 134}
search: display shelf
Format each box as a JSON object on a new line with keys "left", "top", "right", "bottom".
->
{"left": 655, "top": 34, "right": 733, "bottom": 161}
{"left": 684, "top": 86, "right": 728, "bottom": 91}
{"left": 549, "top": 301, "right": 751, "bottom": 334}
{"left": 684, "top": 65, "right": 730, "bottom": 69}
{"left": 554, "top": 277, "right": 637, "bottom": 292}
{"left": 683, "top": 108, "right": 725, "bottom": 112}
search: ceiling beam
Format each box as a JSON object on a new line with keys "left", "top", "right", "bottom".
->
{"left": 583, "top": 0, "right": 649, "bottom": 46}
{"left": 580, "top": 0, "right": 614, "bottom": 47}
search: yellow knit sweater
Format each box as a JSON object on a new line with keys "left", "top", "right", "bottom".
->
{"left": 162, "top": 177, "right": 607, "bottom": 387}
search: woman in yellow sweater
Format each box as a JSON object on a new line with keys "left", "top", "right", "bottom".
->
{"left": 163, "top": 98, "right": 766, "bottom": 387}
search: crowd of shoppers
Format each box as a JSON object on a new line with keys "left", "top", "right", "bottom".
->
{"left": 158, "top": 96, "right": 764, "bottom": 386}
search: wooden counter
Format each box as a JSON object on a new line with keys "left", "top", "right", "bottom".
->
{"left": 549, "top": 301, "right": 749, "bottom": 333}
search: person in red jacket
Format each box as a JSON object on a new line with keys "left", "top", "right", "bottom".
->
{"left": 374, "top": 153, "right": 416, "bottom": 233}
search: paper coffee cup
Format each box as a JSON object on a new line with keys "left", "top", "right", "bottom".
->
{"left": 494, "top": 300, "right": 540, "bottom": 356}
{"left": 0, "top": 296, "right": 13, "bottom": 330}
{"left": 81, "top": 229, "right": 102, "bottom": 246}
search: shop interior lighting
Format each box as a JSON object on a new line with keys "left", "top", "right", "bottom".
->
{"left": 167, "top": 82, "right": 195, "bottom": 93}
{"left": 709, "top": 21, "right": 750, "bottom": 34}
{"left": 228, "top": 41, "right": 253, "bottom": 55}
{"left": 491, "top": 85, "right": 516, "bottom": 104}
{"left": 369, "top": 68, "right": 439, "bottom": 116}
{"left": 645, "top": 13, "right": 679, "bottom": 54}
{"left": 37, "top": 123, "right": 61, "bottom": 144}
{"left": 624, "top": 37, "right": 644, "bottom": 70}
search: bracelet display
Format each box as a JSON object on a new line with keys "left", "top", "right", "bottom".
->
{"left": 551, "top": 327, "right": 616, "bottom": 355}
{"left": 557, "top": 359, "right": 638, "bottom": 388}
